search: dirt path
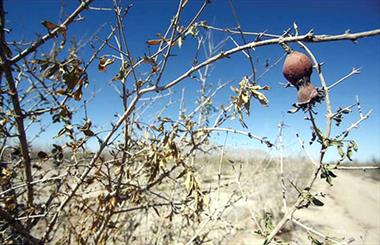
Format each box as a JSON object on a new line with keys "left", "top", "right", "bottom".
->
{"left": 295, "top": 170, "right": 380, "bottom": 244}
{"left": 225, "top": 170, "right": 380, "bottom": 244}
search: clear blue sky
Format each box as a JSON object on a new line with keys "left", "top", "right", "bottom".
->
{"left": 4, "top": 0, "right": 380, "bottom": 162}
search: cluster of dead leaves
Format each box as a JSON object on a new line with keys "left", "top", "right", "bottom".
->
{"left": 42, "top": 20, "right": 67, "bottom": 47}
{"left": 32, "top": 56, "right": 88, "bottom": 101}
{"left": 231, "top": 76, "right": 270, "bottom": 128}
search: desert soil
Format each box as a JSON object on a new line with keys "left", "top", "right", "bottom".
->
{"left": 227, "top": 170, "right": 380, "bottom": 245}
{"left": 295, "top": 170, "right": 380, "bottom": 245}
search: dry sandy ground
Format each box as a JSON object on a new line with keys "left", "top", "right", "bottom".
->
{"left": 295, "top": 170, "right": 380, "bottom": 245}
{"left": 226, "top": 170, "right": 380, "bottom": 245}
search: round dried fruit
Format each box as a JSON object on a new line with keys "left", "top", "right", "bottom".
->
{"left": 283, "top": 51, "right": 313, "bottom": 87}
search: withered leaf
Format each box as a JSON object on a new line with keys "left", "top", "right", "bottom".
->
{"left": 177, "top": 36, "right": 183, "bottom": 48}
{"left": 185, "top": 170, "right": 193, "bottom": 193}
{"left": 109, "top": 196, "right": 117, "bottom": 208}
{"left": 37, "top": 151, "right": 49, "bottom": 159}
{"left": 185, "top": 24, "right": 199, "bottom": 37}
{"left": 143, "top": 54, "right": 156, "bottom": 65}
{"left": 146, "top": 39, "right": 162, "bottom": 46}
{"left": 54, "top": 89, "right": 67, "bottom": 96}
{"left": 151, "top": 65, "right": 159, "bottom": 74}
{"left": 252, "top": 90, "right": 269, "bottom": 106}
{"left": 72, "top": 86, "right": 83, "bottom": 101}
{"left": 79, "top": 120, "right": 95, "bottom": 136}
{"left": 112, "top": 62, "right": 129, "bottom": 81}
{"left": 59, "top": 26, "right": 67, "bottom": 47}
{"left": 153, "top": 206, "right": 161, "bottom": 217}
{"left": 82, "top": 129, "right": 95, "bottom": 137}
{"left": 98, "top": 57, "right": 115, "bottom": 72}
{"left": 42, "top": 21, "right": 67, "bottom": 47}
{"left": 42, "top": 20, "right": 58, "bottom": 31}
{"left": 311, "top": 197, "right": 324, "bottom": 207}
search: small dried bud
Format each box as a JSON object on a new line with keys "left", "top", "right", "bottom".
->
{"left": 297, "top": 83, "right": 318, "bottom": 105}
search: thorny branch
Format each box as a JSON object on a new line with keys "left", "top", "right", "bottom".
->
{"left": 0, "top": 1, "right": 379, "bottom": 244}
{"left": 0, "top": 0, "right": 34, "bottom": 207}
{"left": 7, "top": 0, "right": 95, "bottom": 65}
{"left": 140, "top": 29, "right": 380, "bottom": 95}
{"left": 264, "top": 42, "right": 375, "bottom": 245}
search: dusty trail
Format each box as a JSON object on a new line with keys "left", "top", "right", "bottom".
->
{"left": 294, "top": 170, "right": 380, "bottom": 244}
{"left": 227, "top": 170, "right": 380, "bottom": 244}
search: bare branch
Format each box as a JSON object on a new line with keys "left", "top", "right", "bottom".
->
{"left": 142, "top": 29, "right": 380, "bottom": 94}
{"left": 0, "top": 207, "right": 42, "bottom": 244}
{"left": 328, "top": 67, "right": 361, "bottom": 90}
{"left": 8, "top": 0, "right": 94, "bottom": 64}
{"left": 197, "top": 127, "right": 273, "bottom": 147}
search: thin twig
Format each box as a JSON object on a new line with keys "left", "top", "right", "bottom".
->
{"left": 0, "top": 207, "right": 42, "bottom": 244}
{"left": 217, "top": 132, "right": 228, "bottom": 205}
{"left": 296, "top": 133, "right": 319, "bottom": 167}
{"left": 0, "top": 174, "right": 66, "bottom": 196}
{"left": 336, "top": 109, "right": 372, "bottom": 139}
{"left": 298, "top": 41, "right": 333, "bottom": 138}
{"left": 142, "top": 29, "right": 380, "bottom": 95}
{"left": 335, "top": 166, "right": 380, "bottom": 170}
{"left": 197, "top": 127, "right": 273, "bottom": 146}
{"left": 278, "top": 122, "right": 287, "bottom": 211}
{"left": 9, "top": 0, "right": 95, "bottom": 64}
{"left": 0, "top": 1, "right": 34, "bottom": 206}
{"left": 292, "top": 218, "right": 354, "bottom": 244}
{"left": 327, "top": 67, "right": 361, "bottom": 90}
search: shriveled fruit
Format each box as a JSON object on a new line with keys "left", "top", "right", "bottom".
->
{"left": 283, "top": 51, "right": 318, "bottom": 105}
{"left": 298, "top": 83, "right": 318, "bottom": 105}
{"left": 283, "top": 51, "right": 313, "bottom": 86}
